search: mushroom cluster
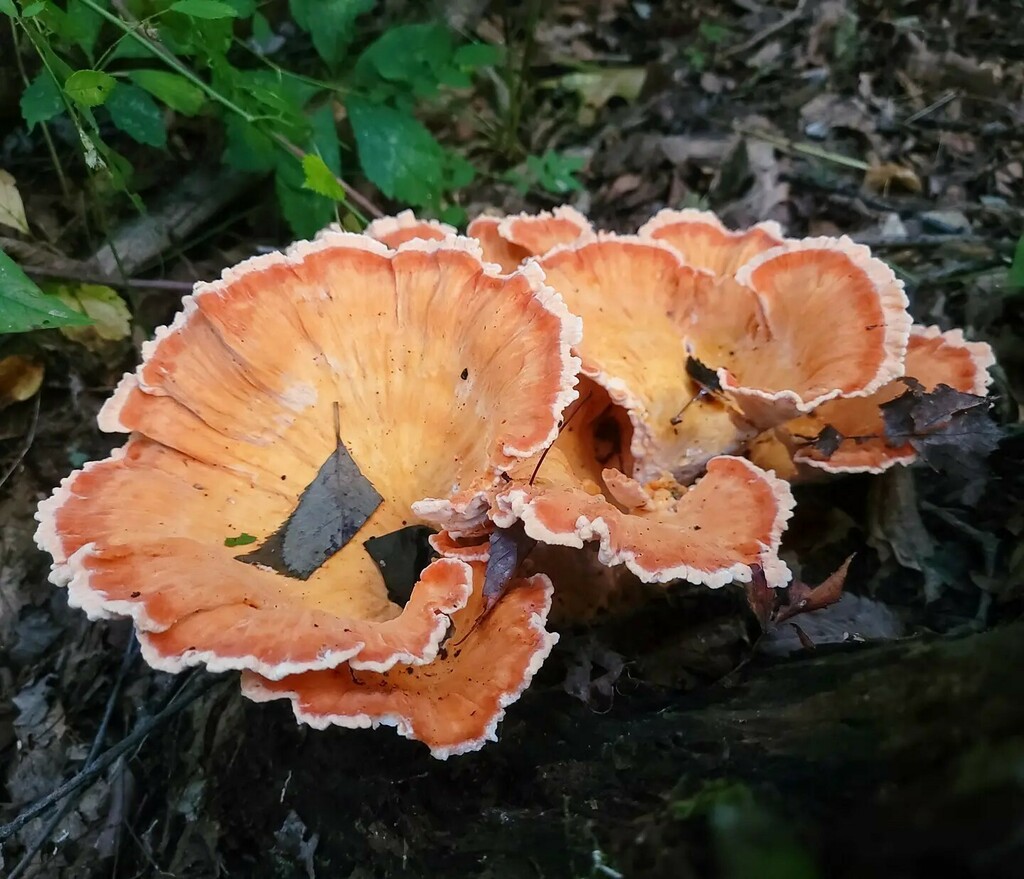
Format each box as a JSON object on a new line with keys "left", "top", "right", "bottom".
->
{"left": 36, "top": 207, "right": 994, "bottom": 758}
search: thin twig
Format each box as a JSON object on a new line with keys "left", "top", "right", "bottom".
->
{"left": 24, "top": 266, "right": 197, "bottom": 292}
{"left": 724, "top": 0, "right": 808, "bottom": 58}
{"left": 737, "top": 125, "right": 870, "bottom": 171}
{"left": 7, "top": 639, "right": 139, "bottom": 879}
{"left": 8, "top": 18, "right": 71, "bottom": 200}
{"left": 904, "top": 90, "right": 960, "bottom": 125}
{"left": 851, "top": 234, "right": 1015, "bottom": 250}
{"left": 0, "top": 672, "right": 220, "bottom": 844}
{"left": 0, "top": 392, "right": 41, "bottom": 493}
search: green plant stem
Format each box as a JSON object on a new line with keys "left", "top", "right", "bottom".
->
{"left": 76, "top": 0, "right": 379, "bottom": 220}
{"left": 8, "top": 17, "right": 71, "bottom": 199}
{"left": 78, "top": 0, "right": 257, "bottom": 122}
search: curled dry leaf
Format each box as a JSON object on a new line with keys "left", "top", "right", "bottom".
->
{"left": 0, "top": 168, "right": 30, "bottom": 234}
{"left": 0, "top": 355, "right": 44, "bottom": 410}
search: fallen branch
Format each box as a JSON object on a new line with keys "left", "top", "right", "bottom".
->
{"left": 6, "top": 639, "right": 138, "bottom": 879}
{"left": 0, "top": 671, "right": 221, "bottom": 845}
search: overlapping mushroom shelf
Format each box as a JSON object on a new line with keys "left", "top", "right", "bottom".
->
{"left": 35, "top": 207, "right": 996, "bottom": 758}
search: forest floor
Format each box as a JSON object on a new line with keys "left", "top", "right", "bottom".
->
{"left": 1, "top": 1, "right": 1023, "bottom": 877}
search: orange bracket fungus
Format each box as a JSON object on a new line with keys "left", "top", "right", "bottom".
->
{"left": 638, "top": 207, "right": 785, "bottom": 276}
{"left": 34, "top": 200, "right": 996, "bottom": 758}
{"left": 363, "top": 209, "right": 456, "bottom": 249}
{"left": 241, "top": 562, "right": 557, "bottom": 759}
{"left": 35, "top": 233, "right": 581, "bottom": 693}
{"left": 529, "top": 228, "right": 911, "bottom": 484}
{"left": 467, "top": 206, "right": 594, "bottom": 273}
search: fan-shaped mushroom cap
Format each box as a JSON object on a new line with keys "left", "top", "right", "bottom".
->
{"left": 535, "top": 234, "right": 912, "bottom": 481}
{"left": 491, "top": 450, "right": 794, "bottom": 588}
{"left": 774, "top": 325, "right": 995, "bottom": 474}
{"left": 364, "top": 210, "right": 456, "bottom": 249}
{"left": 467, "top": 206, "right": 594, "bottom": 273}
{"left": 239, "top": 563, "right": 557, "bottom": 759}
{"left": 35, "top": 234, "right": 581, "bottom": 679}
{"left": 638, "top": 208, "right": 785, "bottom": 276}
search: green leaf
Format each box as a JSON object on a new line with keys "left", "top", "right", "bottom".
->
{"left": 290, "top": 0, "right": 374, "bottom": 65}
{"left": 106, "top": 83, "right": 167, "bottom": 148}
{"left": 276, "top": 164, "right": 334, "bottom": 238}
{"left": 1009, "top": 234, "right": 1024, "bottom": 290}
{"left": 64, "top": 69, "right": 117, "bottom": 108}
{"left": 348, "top": 99, "right": 445, "bottom": 206}
{"left": 21, "top": 1, "right": 45, "bottom": 16}
{"left": 452, "top": 42, "right": 504, "bottom": 69}
{"left": 169, "top": 0, "right": 240, "bottom": 19}
{"left": 224, "top": 532, "right": 258, "bottom": 547}
{"left": 0, "top": 250, "right": 93, "bottom": 334}
{"left": 355, "top": 23, "right": 454, "bottom": 97}
{"left": 128, "top": 69, "right": 205, "bottom": 116}
{"left": 221, "top": 0, "right": 256, "bottom": 14}
{"left": 0, "top": 0, "right": 16, "bottom": 18}
{"left": 65, "top": 0, "right": 109, "bottom": 58}
{"left": 222, "top": 115, "right": 277, "bottom": 172}
{"left": 302, "top": 154, "right": 346, "bottom": 201}
{"left": 20, "top": 72, "right": 64, "bottom": 130}
{"left": 308, "top": 104, "right": 341, "bottom": 175}
{"left": 274, "top": 107, "right": 341, "bottom": 238}
{"left": 699, "top": 22, "right": 732, "bottom": 44}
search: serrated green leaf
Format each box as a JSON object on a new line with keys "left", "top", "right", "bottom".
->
{"left": 21, "top": 72, "right": 64, "bottom": 130}
{"left": 348, "top": 99, "right": 445, "bottom": 207}
{"left": 1009, "top": 234, "right": 1024, "bottom": 290}
{"left": 128, "top": 70, "right": 205, "bottom": 116}
{"left": 355, "top": 23, "right": 454, "bottom": 97}
{"left": 106, "top": 83, "right": 167, "bottom": 148}
{"left": 64, "top": 69, "right": 117, "bottom": 107}
{"left": 0, "top": 250, "right": 93, "bottom": 334}
{"left": 170, "top": 0, "right": 240, "bottom": 18}
{"left": 53, "top": 283, "right": 132, "bottom": 347}
{"left": 302, "top": 154, "right": 346, "bottom": 201}
{"left": 290, "top": 0, "right": 374, "bottom": 65}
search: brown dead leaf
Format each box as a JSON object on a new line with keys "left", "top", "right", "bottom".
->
{"left": 745, "top": 564, "right": 776, "bottom": 631}
{"left": 864, "top": 162, "right": 923, "bottom": 194}
{"left": 776, "top": 554, "right": 854, "bottom": 624}
{"left": 0, "top": 355, "right": 44, "bottom": 409}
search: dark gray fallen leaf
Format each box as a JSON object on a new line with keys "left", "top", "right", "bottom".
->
{"left": 483, "top": 524, "right": 537, "bottom": 607}
{"left": 881, "top": 380, "right": 1001, "bottom": 485}
{"left": 760, "top": 593, "right": 904, "bottom": 656}
{"left": 563, "top": 637, "right": 625, "bottom": 709}
{"left": 363, "top": 525, "right": 437, "bottom": 607}
{"left": 808, "top": 424, "right": 844, "bottom": 458}
{"left": 685, "top": 354, "right": 723, "bottom": 394}
{"left": 239, "top": 439, "right": 382, "bottom": 580}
